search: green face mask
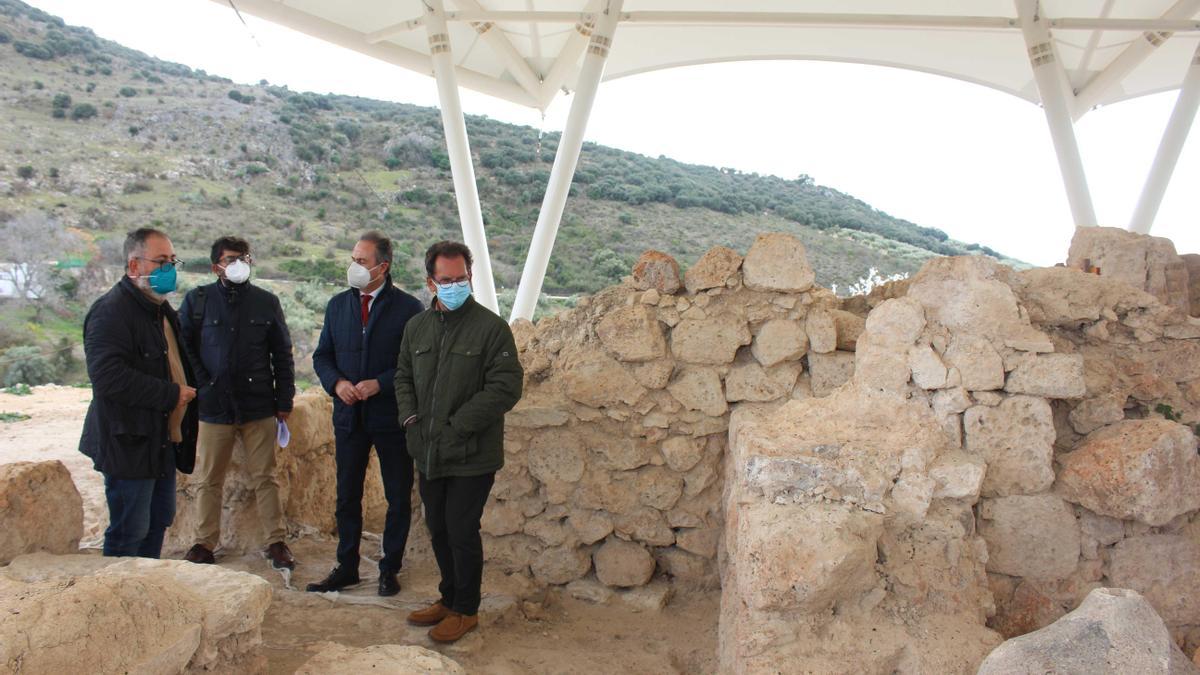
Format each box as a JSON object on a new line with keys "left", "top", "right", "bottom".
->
{"left": 147, "top": 262, "right": 177, "bottom": 294}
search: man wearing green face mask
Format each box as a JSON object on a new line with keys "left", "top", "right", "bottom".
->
{"left": 394, "top": 241, "right": 523, "bottom": 643}
{"left": 79, "top": 227, "right": 199, "bottom": 559}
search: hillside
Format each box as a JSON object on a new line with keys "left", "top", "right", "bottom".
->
{"left": 0, "top": 0, "right": 1017, "bottom": 386}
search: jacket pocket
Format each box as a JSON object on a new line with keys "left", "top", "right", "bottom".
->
{"left": 404, "top": 422, "right": 424, "bottom": 461}
{"left": 447, "top": 344, "right": 482, "bottom": 408}
{"left": 108, "top": 419, "right": 158, "bottom": 478}
{"left": 438, "top": 422, "right": 473, "bottom": 464}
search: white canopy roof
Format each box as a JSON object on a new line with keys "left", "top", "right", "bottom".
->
{"left": 223, "top": 0, "right": 1200, "bottom": 112}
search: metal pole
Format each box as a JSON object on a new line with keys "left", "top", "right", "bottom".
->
{"left": 1016, "top": 0, "right": 1098, "bottom": 228}
{"left": 1130, "top": 43, "right": 1200, "bottom": 234}
{"left": 426, "top": 0, "right": 499, "bottom": 313}
{"left": 510, "top": 0, "right": 622, "bottom": 322}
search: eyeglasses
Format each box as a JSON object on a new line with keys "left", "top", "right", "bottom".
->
{"left": 218, "top": 254, "right": 253, "bottom": 265}
{"left": 433, "top": 275, "right": 470, "bottom": 285}
{"left": 137, "top": 256, "right": 183, "bottom": 270}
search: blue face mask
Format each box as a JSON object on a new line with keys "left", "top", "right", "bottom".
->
{"left": 436, "top": 280, "right": 471, "bottom": 311}
{"left": 148, "top": 263, "right": 178, "bottom": 295}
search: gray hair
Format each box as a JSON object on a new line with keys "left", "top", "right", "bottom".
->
{"left": 124, "top": 227, "right": 168, "bottom": 260}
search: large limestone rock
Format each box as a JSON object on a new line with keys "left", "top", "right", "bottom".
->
{"left": 978, "top": 588, "right": 1200, "bottom": 675}
{"left": 670, "top": 315, "right": 751, "bottom": 365}
{"left": 667, "top": 367, "right": 728, "bottom": 417}
{"left": 632, "top": 250, "right": 682, "bottom": 295}
{"left": 1005, "top": 353, "right": 1086, "bottom": 399}
{"left": 978, "top": 494, "right": 1080, "bottom": 581}
{"left": 1057, "top": 419, "right": 1200, "bottom": 526}
{"left": 0, "top": 460, "right": 83, "bottom": 563}
{"left": 963, "top": 396, "right": 1055, "bottom": 497}
{"left": 1, "top": 553, "right": 272, "bottom": 673}
{"left": 593, "top": 537, "right": 656, "bottom": 588}
{"left": 751, "top": 318, "right": 807, "bottom": 367}
{"left": 1183, "top": 253, "right": 1200, "bottom": 316}
{"left": 724, "top": 359, "right": 801, "bottom": 402}
{"left": 1067, "top": 226, "right": 1191, "bottom": 314}
{"left": 905, "top": 255, "right": 1027, "bottom": 342}
{"left": 742, "top": 233, "right": 815, "bottom": 293}
{"left": 685, "top": 245, "right": 742, "bottom": 293}
{"left": 596, "top": 304, "right": 667, "bottom": 363}
{"left": 296, "top": 643, "right": 465, "bottom": 674}
{"left": 807, "top": 350, "right": 855, "bottom": 397}
{"left": 1107, "top": 535, "right": 1200, "bottom": 627}
{"left": 559, "top": 346, "right": 647, "bottom": 407}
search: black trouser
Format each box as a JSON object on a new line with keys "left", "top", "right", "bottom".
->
{"left": 334, "top": 427, "right": 413, "bottom": 574}
{"left": 418, "top": 471, "right": 495, "bottom": 616}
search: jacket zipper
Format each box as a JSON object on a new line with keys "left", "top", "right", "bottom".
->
{"left": 427, "top": 312, "right": 448, "bottom": 472}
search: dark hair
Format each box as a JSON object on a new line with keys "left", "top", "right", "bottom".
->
{"left": 209, "top": 236, "right": 250, "bottom": 264}
{"left": 359, "top": 230, "right": 392, "bottom": 265}
{"left": 123, "top": 227, "right": 168, "bottom": 260}
{"left": 424, "top": 241, "right": 473, "bottom": 278}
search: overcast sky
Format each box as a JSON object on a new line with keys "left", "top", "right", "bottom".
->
{"left": 26, "top": 0, "right": 1200, "bottom": 267}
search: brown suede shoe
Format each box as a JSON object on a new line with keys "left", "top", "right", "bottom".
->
{"left": 407, "top": 601, "right": 452, "bottom": 627}
{"left": 184, "top": 544, "right": 215, "bottom": 565}
{"left": 265, "top": 541, "right": 295, "bottom": 571}
{"left": 428, "top": 612, "right": 478, "bottom": 643}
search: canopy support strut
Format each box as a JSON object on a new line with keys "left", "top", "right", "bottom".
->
{"left": 510, "top": 0, "right": 623, "bottom": 322}
{"left": 1017, "top": 0, "right": 1097, "bottom": 228}
{"left": 1130, "top": 42, "right": 1200, "bottom": 234}
{"left": 427, "top": 0, "right": 500, "bottom": 313}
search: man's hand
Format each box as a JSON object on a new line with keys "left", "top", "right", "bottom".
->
{"left": 176, "top": 385, "right": 197, "bottom": 408}
{"left": 276, "top": 411, "right": 291, "bottom": 421}
{"left": 334, "top": 379, "right": 361, "bottom": 406}
{"left": 354, "top": 379, "right": 381, "bottom": 400}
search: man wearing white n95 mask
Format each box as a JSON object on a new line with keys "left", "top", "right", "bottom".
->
{"left": 178, "top": 236, "right": 296, "bottom": 571}
{"left": 309, "top": 231, "right": 424, "bottom": 596}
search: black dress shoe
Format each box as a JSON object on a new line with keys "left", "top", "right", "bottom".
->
{"left": 305, "top": 565, "right": 360, "bottom": 593}
{"left": 184, "top": 544, "right": 215, "bottom": 565}
{"left": 378, "top": 570, "right": 400, "bottom": 597}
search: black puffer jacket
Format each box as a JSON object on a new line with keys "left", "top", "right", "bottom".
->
{"left": 78, "top": 277, "right": 198, "bottom": 479}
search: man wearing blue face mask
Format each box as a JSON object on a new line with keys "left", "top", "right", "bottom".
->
{"left": 394, "top": 241, "right": 523, "bottom": 643}
{"left": 79, "top": 227, "right": 199, "bottom": 559}
{"left": 310, "top": 231, "right": 424, "bottom": 596}
{"left": 178, "top": 236, "right": 296, "bottom": 571}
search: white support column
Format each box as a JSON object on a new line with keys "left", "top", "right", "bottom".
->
{"left": 426, "top": 0, "right": 499, "bottom": 313}
{"left": 509, "top": 0, "right": 621, "bottom": 322}
{"left": 1016, "top": 0, "right": 1098, "bottom": 228}
{"left": 1130, "top": 43, "right": 1200, "bottom": 234}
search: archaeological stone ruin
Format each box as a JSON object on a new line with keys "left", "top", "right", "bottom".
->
{"left": 4, "top": 225, "right": 1200, "bottom": 673}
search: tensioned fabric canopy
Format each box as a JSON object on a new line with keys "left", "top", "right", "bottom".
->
{"left": 213, "top": 0, "right": 1200, "bottom": 321}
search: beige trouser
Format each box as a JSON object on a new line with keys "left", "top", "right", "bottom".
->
{"left": 194, "top": 417, "right": 286, "bottom": 549}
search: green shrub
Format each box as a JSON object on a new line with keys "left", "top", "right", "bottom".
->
{"left": 2, "top": 346, "right": 57, "bottom": 387}
{"left": 51, "top": 93, "right": 71, "bottom": 109}
{"left": 16, "top": 165, "right": 35, "bottom": 179}
{"left": 118, "top": 86, "right": 137, "bottom": 97}
{"left": 71, "top": 103, "right": 97, "bottom": 120}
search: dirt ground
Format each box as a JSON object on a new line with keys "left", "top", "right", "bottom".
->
{"left": 0, "top": 386, "right": 721, "bottom": 674}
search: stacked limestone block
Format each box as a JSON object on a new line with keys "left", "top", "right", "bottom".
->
{"left": 497, "top": 234, "right": 855, "bottom": 589}
{"left": 165, "top": 389, "right": 392, "bottom": 553}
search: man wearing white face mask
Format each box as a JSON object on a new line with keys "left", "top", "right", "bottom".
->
{"left": 178, "top": 236, "right": 296, "bottom": 571}
{"left": 310, "top": 231, "right": 424, "bottom": 596}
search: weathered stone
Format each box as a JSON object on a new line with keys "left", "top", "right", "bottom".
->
{"left": 559, "top": 347, "right": 647, "bottom": 407}
{"left": 928, "top": 451, "right": 986, "bottom": 500}
{"left": 735, "top": 501, "right": 883, "bottom": 612}
{"left": 1108, "top": 535, "right": 1200, "bottom": 626}
{"left": 581, "top": 427, "right": 656, "bottom": 471}
{"left": 613, "top": 507, "right": 674, "bottom": 546}
{"left": 806, "top": 309, "right": 838, "bottom": 354}
{"left": 670, "top": 315, "right": 752, "bottom": 365}
{"left": 531, "top": 545, "right": 592, "bottom": 585}
{"left": 661, "top": 436, "right": 705, "bottom": 472}
{"left": 0, "top": 461, "right": 83, "bottom": 564}
{"left": 964, "top": 396, "right": 1055, "bottom": 496}
{"left": 635, "top": 465, "right": 684, "bottom": 511}
{"left": 977, "top": 588, "right": 1199, "bottom": 675}
{"left": 1015, "top": 266, "right": 1159, "bottom": 326}
{"left": 831, "top": 310, "right": 867, "bottom": 351}
{"left": 944, "top": 334, "right": 1005, "bottom": 391}
{"left": 906, "top": 255, "right": 1027, "bottom": 341}
{"left": 742, "top": 233, "right": 815, "bottom": 293}
{"left": 1068, "top": 394, "right": 1125, "bottom": 435}
{"left": 863, "top": 297, "right": 926, "bottom": 346}
{"left": 506, "top": 394, "right": 571, "bottom": 429}
{"left": 979, "top": 494, "right": 1080, "bottom": 580}
{"left": 909, "top": 344, "right": 948, "bottom": 389}
{"left": 1067, "top": 226, "right": 1191, "bottom": 314}
{"left": 853, "top": 333, "right": 912, "bottom": 393}
{"left": 685, "top": 245, "right": 743, "bottom": 293}
{"left": 481, "top": 498, "right": 526, "bottom": 536}
{"left": 631, "top": 250, "right": 682, "bottom": 295}
{"left": 751, "top": 318, "right": 807, "bottom": 367}
{"left": 566, "top": 577, "right": 615, "bottom": 604}
{"left": 667, "top": 368, "right": 727, "bottom": 417}
{"left": 596, "top": 304, "right": 667, "bottom": 363}
{"left": 1183, "top": 253, "right": 1200, "bottom": 317}
{"left": 594, "top": 537, "right": 656, "bottom": 588}
{"left": 1005, "top": 353, "right": 1086, "bottom": 399}
{"left": 566, "top": 509, "right": 614, "bottom": 545}
{"left": 1058, "top": 419, "right": 1200, "bottom": 526}
{"left": 676, "top": 526, "right": 720, "bottom": 558}
{"left": 629, "top": 358, "right": 675, "bottom": 390}
{"left": 619, "top": 579, "right": 675, "bottom": 612}
{"left": 725, "top": 359, "right": 801, "bottom": 402}
{"left": 657, "top": 548, "right": 716, "bottom": 586}
{"left": 296, "top": 643, "right": 465, "bottom": 674}
{"left": 527, "top": 430, "right": 586, "bottom": 485}
{"left": 807, "top": 350, "right": 856, "bottom": 397}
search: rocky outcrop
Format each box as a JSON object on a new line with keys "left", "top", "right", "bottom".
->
{"left": 978, "top": 588, "right": 1199, "bottom": 675}
{"left": 295, "top": 643, "right": 465, "bottom": 674}
{"left": 0, "top": 553, "right": 272, "bottom": 673}
{"left": 1067, "top": 225, "right": 1191, "bottom": 314}
{"left": 0, "top": 460, "right": 83, "bottom": 563}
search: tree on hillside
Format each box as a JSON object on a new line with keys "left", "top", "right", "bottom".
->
{"left": 0, "top": 212, "right": 81, "bottom": 321}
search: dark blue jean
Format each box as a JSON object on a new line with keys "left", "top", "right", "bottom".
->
{"left": 103, "top": 472, "right": 177, "bottom": 558}
{"left": 334, "top": 427, "right": 414, "bottom": 574}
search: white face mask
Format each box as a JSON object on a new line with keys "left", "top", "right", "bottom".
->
{"left": 347, "top": 262, "right": 380, "bottom": 289}
{"left": 223, "top": 259, "right": 251, "bottom": 284}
